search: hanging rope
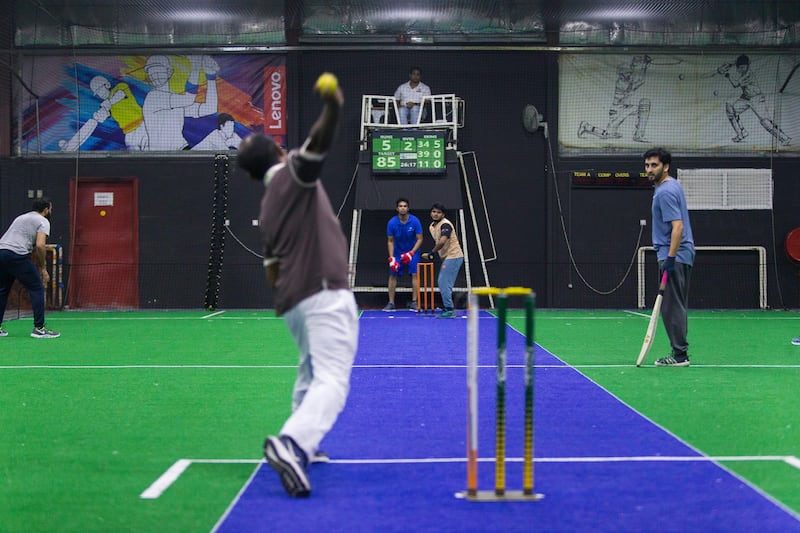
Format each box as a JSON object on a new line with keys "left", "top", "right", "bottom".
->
{"left": 204, "top": 154, "right": 229, "bottom": 310}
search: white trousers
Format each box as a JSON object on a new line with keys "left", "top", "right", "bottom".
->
{"left": 280, "top": 289, "right": 359, "bottom": 458}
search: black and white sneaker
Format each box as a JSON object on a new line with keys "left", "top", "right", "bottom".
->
{"left": 263, "top": 435, "right": 311, "bottom": 497}
{"left": 654, "top": 354, "right": 690, "bottom": 367}
{"left": 31, "top": 326, "right": 60, "bottom": 339}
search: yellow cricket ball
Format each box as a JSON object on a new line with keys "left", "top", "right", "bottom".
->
{"left": 314, "top": 72, "right": 338, "bottom": 96}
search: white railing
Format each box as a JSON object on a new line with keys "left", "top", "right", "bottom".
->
{"left": 360, "top": 94, "right": 464, "bottom": 149}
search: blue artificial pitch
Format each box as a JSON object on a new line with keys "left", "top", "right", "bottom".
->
{"left": 216, "top": 310, "right": 800, "bottom": 532}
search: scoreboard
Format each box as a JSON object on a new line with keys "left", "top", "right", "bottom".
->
{"left": 571, "top": 170, "right": 652, "bottom": 188}
{"left": 371, "top": 129, "right": 447, "bottom": 175}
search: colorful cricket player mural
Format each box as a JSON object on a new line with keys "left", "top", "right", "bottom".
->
{"left": 17, "top": 54, "right": 284, "bottom": 153}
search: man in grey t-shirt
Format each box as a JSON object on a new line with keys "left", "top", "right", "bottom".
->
{"left": 0, "top": 199, "right": 60, "bottom": 338}
{"left": 236, "top": 74, "right": 358, "bottom": 498}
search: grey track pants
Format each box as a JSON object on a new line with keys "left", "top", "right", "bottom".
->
{"left": 659, "top": 262, "right": 691, "bottom": 357}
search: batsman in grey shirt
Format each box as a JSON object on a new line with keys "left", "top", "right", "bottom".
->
{"left": 236, "top": 75, "right": 358, "bottom": 498}
{"left": 0, "top": 198, "right": 60, "bottom": 338}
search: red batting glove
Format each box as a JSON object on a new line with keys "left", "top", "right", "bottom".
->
{"left": 400, "top": 251, "right": 414, "bottom": 264}
{"left": 388, "top": 256, "right": 400, "bottom": 273}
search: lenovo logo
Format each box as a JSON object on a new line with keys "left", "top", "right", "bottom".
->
{"left": 264, "top": 66, "right": 286, "bottom": 134}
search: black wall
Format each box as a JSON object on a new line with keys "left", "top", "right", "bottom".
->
{"left": 2, "top": 49, "right": 799, "bottom": 309}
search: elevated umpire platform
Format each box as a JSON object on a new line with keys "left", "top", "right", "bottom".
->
{"left": 359, "top": 93, "right": 465, "bottom": 149}
{"left": 349, "top": 95, "right": 495, "bottom": 301}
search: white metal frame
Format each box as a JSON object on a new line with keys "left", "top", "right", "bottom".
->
{"left": 637, "top": 246, "right": 767, "bottom": 309}
{"left": 360, "top": 94, "right": 464, "bottom": 149}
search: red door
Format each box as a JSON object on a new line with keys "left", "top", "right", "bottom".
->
{"left": 68, "top": 178, "right": 139, "bottom": 309}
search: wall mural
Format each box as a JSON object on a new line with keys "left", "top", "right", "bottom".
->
{"left": 15, "top": 54, "right": 286, "bottom": 154}
{"left": 559, "top": 53, "right": 800, "bottom": 156}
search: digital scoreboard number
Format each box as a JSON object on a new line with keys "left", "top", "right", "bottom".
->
{"left": 371, "top": 129, "right": 447, "bottom": 175}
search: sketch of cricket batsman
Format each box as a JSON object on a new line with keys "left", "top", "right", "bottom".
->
{"left": 717, "top": 54, "right": 790, "bottom": 145}
{"left": 578, "top": 54, "right": 652, "bottom": 143}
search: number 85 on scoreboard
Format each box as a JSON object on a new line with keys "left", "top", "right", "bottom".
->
{"left": 371, "top": 130, "right": 447, "bottom": 175}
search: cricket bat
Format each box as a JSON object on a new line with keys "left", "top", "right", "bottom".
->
{"left": 636, "top": 270, "right": 668, "bottom": 367}
{"left": 59, "top": 117, "right": 99, "bottom": 152}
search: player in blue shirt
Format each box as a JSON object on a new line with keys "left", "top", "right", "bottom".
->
{"left": 384, "top": 198, "right": 423, "bottom": 311}
{"left": 646, "top": 147, "right": 695, "bottom": 367}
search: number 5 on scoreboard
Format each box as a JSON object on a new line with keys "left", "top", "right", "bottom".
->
{"left": 636, "top": 270, "right": 668, "bottom": 367}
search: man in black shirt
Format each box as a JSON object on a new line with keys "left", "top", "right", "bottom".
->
{"left": 237, "top": 74, "right": 358, "bottom": 498}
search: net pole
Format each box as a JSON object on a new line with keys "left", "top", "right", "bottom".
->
{"left": 523, "top": 292, "right": 535, "bottom": 495}
{"left": 466, "top": 291, "right": 479, "bottom": 497}
{"left": 495, "top": 293, "right": 507, "bottom": 496}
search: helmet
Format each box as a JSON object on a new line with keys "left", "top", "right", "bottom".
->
{"left": 89, "top": 75, "right": 110, "bottom": 96}
{"left": 145, "top": 55, "right": 172, "bottom": 74}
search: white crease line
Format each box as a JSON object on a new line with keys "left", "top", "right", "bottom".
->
{"left": 0, "top": 365, "right": 298, "bottom": 370}
{"left": 140, "top": 459, "right": 192, "bottom": 499}
{"left": 185, "top": 455, "right": 795, "bottom": 465}
{"left": 4, "top": 364, "right": 800, "bottom": 370}
{"left": 784, "top": 456, "right": 800, "bottom": 470}
{"left": 326, "top": 455, "right": 796, "bottom": 465}
{"left": 140, "top": 454, "right": 797, "bottom": 499}
{"left": 35, "top": 315, "right": 281, "bottom": 321}
{"left": 24, "top": 313, "right": 800, "bottom": 322}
